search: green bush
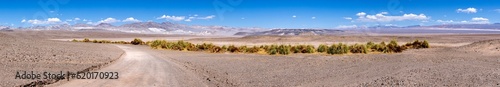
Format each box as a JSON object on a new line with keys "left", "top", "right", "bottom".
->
{"left": 305, "top": 45, "right": 315, "bottom": 53}
{"left": 209, "top": 45, "right": 223, "bottom": 53}
{"left": 103, "top": 39, "right": 430, "bottom": 55}
{"left": 131, "top": 38, "right": 143, "bottom": 45}
{"left": 72, "top": 39, "right": 79, "bottom": 42}
{"left": 198, "top": 43, "right": 216, "bottom": 51}
{"left": 350, "top": 44, "right": 368, "bottom": 54}
{"left": 422, "top": 40, "right": 430, "bottom": 48}
{"left": 291, "top": 45, "right": 315, "bottom": 53}
{"left": 246, "top": 46, "right": 260, "bottom": 53}
{"left": 327, "top": 44, "right": 337, "bottom": 55}
{"left": 187, "top": 44, "right": 198, "bottom": 51}
{"left": 403, "top": 39, "right": 430, "bottom": 49}
{"left": 267, "top": 45, "right": 277, "bottom": 55}
{"left": 83, "top": 38, "right": 90, "bottom": 42}
{"left": 366, "top": 41, "right": 375, "bottom": 50}
{"left": 149, "top": 40, "right": 167, "bottom": 49}
{"left": 227, "top": 45, "right": 240, "bottom": 53}
{"left": 327, "top": 43, "right": 349, "bottom": 55}
{"left": 221, "top": 45, "right": 228, "bottom": 52}
{"left": 317, "top": 44, "right": 328, "bottom": 53}
{"left": 277, "top": 45, "right": 291, "bottom": 55}
{"left": 238, "top": 46, "right": 248, "bottom": 53}
{"left": 377, "top": 42, "right": 388, "bottom": 53}
{"left": 386, "top": 39, "right": 403, "bottom": 53}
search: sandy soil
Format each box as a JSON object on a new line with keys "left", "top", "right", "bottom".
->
{"left": 51, "top": 45, "right": 205, "bottom": 87}
{"left": 2, "top": 30, "right": 500, "bottom": 87}
{"left": 134, "top": 40, "right": 500, "bottom": 86}
{"left": 0, "top": 32, "right": 124, "bottom": 86}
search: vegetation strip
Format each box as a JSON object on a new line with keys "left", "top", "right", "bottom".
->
{"left": 72, "top": 38, "right": 430, "bottom": 55}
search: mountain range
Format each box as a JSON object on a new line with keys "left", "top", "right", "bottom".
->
{"left": 7, "top": 22, "right": 500, "bottom": 36}
{"left": 17, "top": 22, "right": 263, "bottom": 36}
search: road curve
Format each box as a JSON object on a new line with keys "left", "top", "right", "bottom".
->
{"left": 56, "top": 45, "right": 206, "bottom": 87}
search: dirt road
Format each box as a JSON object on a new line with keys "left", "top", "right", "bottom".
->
{"left": 54, "top": 45, "right": 205, "bottom": 87}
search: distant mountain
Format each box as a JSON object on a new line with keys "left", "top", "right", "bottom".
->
{"left": 236, "top": 29, "right": 345, "bottom": 36}
{"left": 425, "top": 24, "right": 500, "bottom": 29}
{"left": 95, "top": 23, "right": 114, "bottom": 28}
{"left": 364, "top": 23, "right": 500, "bottom": 29}
{"left": 368, "top": 25, "right": 402, "bottom": 29}
{"left": 17, "top": 22, "right": 264, "bottom": 36}
{"left": 120, "top": 22, "right": 166, "bottom": 29}
{"left": 72, "top": 23, "right": 93, "bottom": 27}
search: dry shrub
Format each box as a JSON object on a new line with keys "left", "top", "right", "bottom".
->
{"left": 149, "top": 40, "right": 164, "bottom": 49}
{"left": 277, "top": 45, "right": 291, "bottom": 55}
{"left": 327, "top": 43, "right": 349, "bottom": 55}
{"left": 131, "top": 38, "right": 143, "bottom": 45}
{"left": 187, "top": 44, "right": 198, "bottom": 51}
{"left": 350, "top": 44, "right": 368, "bottom": 54}
{"left": 422, "top": 40, "right": 430, "bottom": 48}
{"left": 386, "top": 39, "right": 403, "bottom": 53}
{"left": 291, "top": 45, "right": 315, "bottom": 53}
{"left": 317, "top": 44, "right": 328, "bottom": 53}
{"left": 403, "top": 39, "right": 430, "bottom": 49}
{"left": 227, "top": 45, "right": 240, "bottom": 53}
{"left": 238, "top": 46, "right": 248, "bottom": 53}
{"left": 83, "top": 38, "right": 90, "bottom": 42}
{"left": 209, "top": 45, "right": 223, "bottom": 53}
{"left": 267, "top": 45, "right": 278, "bottom": 55}
{"left": 246, "top": 46, "right": 260, "bottom": 53}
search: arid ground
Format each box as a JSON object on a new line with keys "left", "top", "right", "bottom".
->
{"left": 1, "top": 30, "right": 500, "bottom": 87}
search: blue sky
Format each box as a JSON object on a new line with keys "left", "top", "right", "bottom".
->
{"left": 1, "top": 0, "right": 499, "bottom": 28}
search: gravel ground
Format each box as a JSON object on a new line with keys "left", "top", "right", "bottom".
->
{"left": 137, "top": 39, "right": 500, "bottom": 87}
{"left": 2, "top": 30, "right": 500, "bottom": 87}
{"left": 0, "top": 32, "right": 124, "bottom": 87}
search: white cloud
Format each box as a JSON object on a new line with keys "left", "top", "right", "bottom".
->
{"left": 436, "top": 20, "right": 454, "bottom": 24}
{"left": 344, "top": 17, "right": 352, "bottom": 20}
{"left": 24, "top": 18, "right": 65, "bottom": 25}
{"left": 292, "top": 15, "right": 297, "bottom": 18}
{"left": 82, "top": 19, "right": 88, "bottom": 21}
{"left": 47, "top": 18, "right": 61, "bottom": 22}
{"left": 157, "top": 15, "right": 185, "bottom": 21}
{"left": 470, "top": 17, "right": 489, "bottom": 24}
{"left": 241, "top": 18, "right": 245, "bottom": 20}
{"left": 457, "top": 7, "right": 477, "bottom": 13}
{"left": 122, "top": 17, "right": 141, "bottom": 22}
{"left": 185, "top": 17, "right": 193, "bottom": 22}
{"left": 74, "top": 18, "right": 81, "bottom": 21}
{"left": 27, "top": 20, "right": 43, "bottom": 24}
{"left": 158, "top": 14, "right": 215, "bottom": 22}
{"left": 311, "top": 17, "right": 316, "bottom": 19}
{"left": 335, "top": 25, "right": 358, "bottom": 29}
{"left": 98, "top": 18, "right": 119, "bottom": 23}
{"left": 471, "top": 17, "right": 488, "bottom": 21}
{"left": 355, "top": 12, "right": 429, "bottom": 22}
{"left": 356, "top": 12, "right": 366, "bottom": 17}
{"left": 198, "top": 15, "right": 215, "bottom": 20}
{"left": 436, "top": 17, "right": 489, "bottom": 24}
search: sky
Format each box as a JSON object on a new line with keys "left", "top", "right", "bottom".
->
{"left": 0, "top": 0, "right": 499, "bottom": 29}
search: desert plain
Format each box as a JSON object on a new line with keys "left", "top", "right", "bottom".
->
{"left": 0, "top": 29, "right": 500, "bottom": 87}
